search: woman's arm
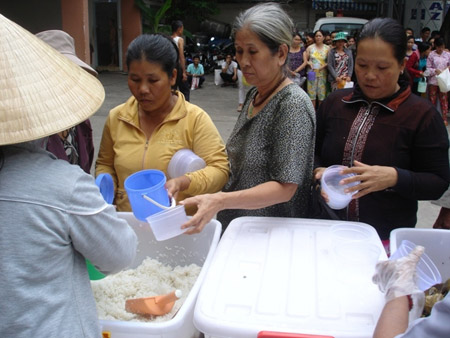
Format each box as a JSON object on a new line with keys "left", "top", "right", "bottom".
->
{"left": 373, "top": 296, "right": 410, "bottom": 338}
{"left": 426, "top": 52, "right": 436, "bottom": 76}
{"left": 342, "top": 106, "right": 450, "bottom": 200}
{"left": 406, "top": 53, "right": 423, "bottom": 78}
{"left": 304, "top": 47, "right": 311, "bottom": 67}
{"left": 346, "top": 48, "right": 354, "bottom": 79}
{"left": 327, "top": 48, "right": 337, "bottom": 80}
{"left": 95, "top": 115, "right": 118, "bottom": 187}
{"left": 171, "top": 110, "right": 229, "bottom": 198}
{"left": 180, "top": 181, "right": 297, "bottom": 233}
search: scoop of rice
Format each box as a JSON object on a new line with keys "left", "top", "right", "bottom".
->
{"left": 91, "top": 257, "right": 201, "bottom": 322}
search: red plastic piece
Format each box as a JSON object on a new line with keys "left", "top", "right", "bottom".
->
{"left": 258, "top": 331, "right": 334, "bottom": 338}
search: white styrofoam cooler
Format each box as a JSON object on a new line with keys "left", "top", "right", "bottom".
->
{"left": 99, "top": 212, "right": 221, "bottom": 338}
{"left": 194, "top": 217, "right": 388, "bottom": 338}
{"left": 390, "top": 228, "right": 450, "bottom": 281}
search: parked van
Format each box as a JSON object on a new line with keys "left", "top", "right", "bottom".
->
{"left": 313, "top": 17, "right": 368, "bottom": 38}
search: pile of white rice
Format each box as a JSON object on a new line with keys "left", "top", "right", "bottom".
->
{"left": 91, "top": 257, "right": 201, "bottom": 322}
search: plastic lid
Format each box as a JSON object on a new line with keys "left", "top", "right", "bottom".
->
{"left": 95, "top": 173, "right": 114, "bottom": 204}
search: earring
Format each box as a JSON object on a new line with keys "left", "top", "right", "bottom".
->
{"left": 400, "top": 70, "right": 404, "bottom": 74}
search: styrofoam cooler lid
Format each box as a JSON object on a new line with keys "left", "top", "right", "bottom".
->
{"left": 95, "top": 173, "right": 114, "bottom": 204}
{"left": 194, "top": 217, "right": 387, "bottom": 338}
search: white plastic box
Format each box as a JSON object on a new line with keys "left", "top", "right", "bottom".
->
{"left": 390, "top": 228, "right": 450, "bottom": 281}
{"left": 99, "top": 212, "right": 221, "bottom": 338}
{"left": 194, "top": 217, "right": 387, "bottom": 338}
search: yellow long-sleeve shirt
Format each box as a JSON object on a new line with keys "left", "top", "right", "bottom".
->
{"left": 96, "top": 92, "right": 229, "bottom": 213}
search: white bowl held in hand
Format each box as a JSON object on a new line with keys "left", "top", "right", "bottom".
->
{"left": 321, "top": 165, "right": 360, "bottom": 210}
{"left": 168, "top": 149, "right": 206, "bottom": 179}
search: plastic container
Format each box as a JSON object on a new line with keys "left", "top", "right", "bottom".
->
{"left": 99, "top": 212, "right": 222, "bottom": 338}
{"left": 86, "top": 259, "right": 105, "bottom": 280}
{"left": 146, "top": 205, "right": 189, "bottom": 241}
{"left": 321, "top": 165, "right": 359, "bottom": 210}
{"left": 390, "top": 228, "right": 450, "bottom": 282}
{"left": 389, "top": 239, "right": 442, "bottom": 291}
{"left": 194, "top": 217, "right": 387, "bottom": 338}
{"left": 95, "top": 173, "right": 114, "bottom": 204}
{"left": 168, "top": 149, "right": 206, "bottom": 179}
{"left": 330, "top": 223, "right": 375, "bottom": 243}
{"left": 124, "top": 169, "right": 170, "bottom": 221}
{"left": 307, "top": 70, "right": 316, "bottom": 81}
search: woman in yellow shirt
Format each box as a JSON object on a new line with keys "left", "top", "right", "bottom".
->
{"left": 96, "top": 34, "right": 229, "bottom": 213}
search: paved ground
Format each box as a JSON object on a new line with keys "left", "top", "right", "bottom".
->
{"left": 91, "top": 71, "right": 441, "bottom": 229}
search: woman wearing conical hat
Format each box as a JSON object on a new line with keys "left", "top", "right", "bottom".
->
{"left": 0, "top": 14, "right": 137, "bottom": 337}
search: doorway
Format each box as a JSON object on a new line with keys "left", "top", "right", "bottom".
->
{"left": 93, "top": 0, "right": 121, "bottom": 71}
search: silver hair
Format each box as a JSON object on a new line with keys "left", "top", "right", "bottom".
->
{"left": 232, "top": 2, "right": 294, "bottom": 56}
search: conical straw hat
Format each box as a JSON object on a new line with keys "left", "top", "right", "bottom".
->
{"left": 0, "top": 14, "right": 105, "bottom": 145}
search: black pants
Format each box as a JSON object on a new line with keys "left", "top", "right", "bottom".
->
{"left": 220, "top": 72, "right": 237, "bottom": 83}
{"left": 177, "top": 79, "right": 190, "bottom": 101}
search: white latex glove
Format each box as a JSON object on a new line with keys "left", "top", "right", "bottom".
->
{"left": 372, "top": 246, "right": 425, "bottom": 321}
{"left": 373, "top": 246, "right": 424, "bottom": 300}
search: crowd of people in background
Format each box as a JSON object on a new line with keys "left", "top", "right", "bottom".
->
{"left": 285, "top": 26, "right": 450, "bottom": 123}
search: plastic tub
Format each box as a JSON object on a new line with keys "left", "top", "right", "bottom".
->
{"left": 390, "top": 228, "right": 450, "bottom": 282}
{"left": 168, "top": 149, "right": 206, "bottom": 179}
{"left": 389, "top": 239, "right": 442, "bottom": 291}
{"left": 321, "top": 165, "right": 359, "bottom": 210}
{"left": 194, "top": 217, "right": 387, "bottom": 338}
{"left": 99, "top": 212, "right": 222, "bottom": 338}
{"left": 146, "top": 205, "right": 189, "bottom": 241}
{"left": 124, "top": 169, "right": 170, "bottom": 221}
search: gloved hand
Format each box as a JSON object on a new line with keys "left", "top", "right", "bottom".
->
{"left": 372, "top": 245, "right": 425, "bottom": 322}
{"left": 372, "top": 245, "right": 424, "bottom": 301}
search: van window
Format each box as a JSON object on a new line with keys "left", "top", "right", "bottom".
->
{"left": 318, "top": 23, "right": 364, "bottom": 38}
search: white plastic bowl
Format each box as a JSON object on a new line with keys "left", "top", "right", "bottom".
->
{"left": 168, "top": 149, "right": 206, "bottom": 179}
{"left": 389, "top": 239, "right": 442, "bottom": 291}
{"left": 146, "top": 205, "right": 189, "bottom": 241}
{"left": 321, "top": 165, "right": 359, "bottom": 209}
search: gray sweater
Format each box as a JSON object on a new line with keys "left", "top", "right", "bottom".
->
{"left": 0, "top": 142, "right": 137, "bottom": 338}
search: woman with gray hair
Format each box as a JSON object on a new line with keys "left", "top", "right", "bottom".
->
{"left": 181, "top": 2, "right": 316, "bottom": 233}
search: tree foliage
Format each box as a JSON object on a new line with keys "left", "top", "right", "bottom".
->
{"left": 164, "top": 0, "right": 219, "bottom": 23}
{"left": 134, "top": 0, "right": 172, "bottom": 33}
{"left": 134, "top": 0, "right": 219, "bottom": 34}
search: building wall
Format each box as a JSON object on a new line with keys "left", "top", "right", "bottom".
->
{"left": 0, "top": 0, "right": 141, "bottom": 72}
{"left": 0, "top": 0, "right": 61, "bottom": 32}
{"left": 212, "top": 2, "right": 323, "bottom": 34}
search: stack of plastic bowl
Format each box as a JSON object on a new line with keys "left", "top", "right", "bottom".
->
{"left": 168, "top": 149, "right": 206, "bottom": 179}
{"left": 321, "top": 165, "right": 360, "bottom": 210}
{"left": 389, "top": 239, "right": 442, "bottom": 291}
{"left": 330, "top": 223, "right": 381, "bottom": 283}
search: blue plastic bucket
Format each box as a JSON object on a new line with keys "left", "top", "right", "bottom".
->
{"left": 124, "top": 169, "right": 170, "bottom": 221}
{"left": 307, "top": 70, "right": 316, "bottom": 81}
